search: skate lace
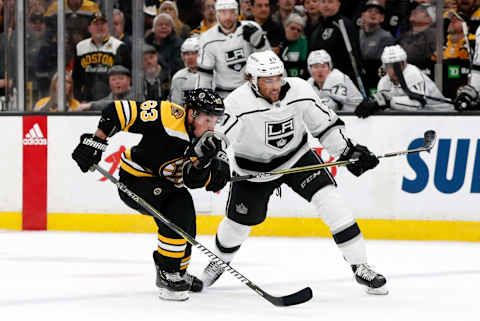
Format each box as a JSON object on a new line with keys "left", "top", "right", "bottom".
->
{"left": 205, "top": 260, "right": 225, "bottom": 276}
{"left": 356, "top": 264, "right": 377, "bottom": 281}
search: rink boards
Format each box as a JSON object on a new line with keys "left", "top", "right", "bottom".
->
{"left": 1, "top": 114, "right": 479, "bottom": 241}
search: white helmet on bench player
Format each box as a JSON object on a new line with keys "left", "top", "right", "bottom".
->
{"left": 381, "top": 45, "right": 407, "bottom": 65}
{"left": 307, "top": 50, "right": 333, "bottom": 75}
{"left": 181, "top": 37, "right": 200, "bottom": 53}
{"left": 245, "top": 50, "right": 284, "bottom": 94}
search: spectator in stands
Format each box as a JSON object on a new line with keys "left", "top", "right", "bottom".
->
{"left": 191, "top": 0, "right": 217, "bottom": 34}
{"left": 26, "top": 11, "right": 49, "bottom": 107}
{"left": 272, "top": 0, "right": 305, "bottom": 25}
{"left": 159, "top": 1, "right": 192, "bottom": 40}
{"left": 310, "top": 0, "right": 364, "bottom": 88}
{"left": 170, "top": 37, "right": 200, "bottom": 106}
{"left": 112, "top": 9, "right": 131, "bottom": 54}
{"left": 251, "top": 0, "right": 285, "bottom": 55}
{"left": 430, "top": 10, "right": 476, "bottom": 99}
{"left": 455, "top": 0, "right": 480, "bottom": 32}
{"left": 44, "top": 0, "right": 101, "bottom": 66}
{"left": 304, "top": 0, "right": 321, "bottom": 39}
{"left": 397, "top": 3, "right": 437, "bottom": 70}
{"left": 144, "top": 4, "right": 157, "bottom": 36}
{"left": 307, "top": 50, "right": 363, "bottom": 112}
{"left": 34, "top": 71, "right": 80, "bottom": 111}
{"left": 145, "top": 13, "right": 184, "bottom": 76}
{"left": 280, "top": 13, "right": 308, "bottom": 78}
{"left": 76, "top": 65, "right": 138, "bottom": 111}
{"left": 72, "top": 13, "right": 131, "bottom": 102}
{"left": 143, "top": 44, "right": 171, "bottom": 101}
{"left": 239, "top": 0, "right": 254, "bottom": 20}
{"left": 359, "top": 0, "right": 394, "bottom": 94}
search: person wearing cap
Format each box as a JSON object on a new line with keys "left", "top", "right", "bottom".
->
{"left": 191, "top": 0, "right": 218, "bottom": 35}
{"left": 159, "top": 1, "right": 192, "bottom": 40}
{"left": 196, "top": 0, "right": 271, "bottom": 97}
{"left": 309, "top": 0, "right": 364, "bottom": 91}
{"left": 454, "top": 0, "right": 480, "bottom": 32}
{"left": 72, "top": 13, "right": 131, "bottom": 102}
{"left": 360, "top": 0, "right": 395, "bottom": 94}
{"left": 143, "top": 44, "right": 171, "bottom": 101}
{"left": 76, "top": 65, "right": 139, "bottom": 111}
{"left": 250, "top": 0, "right": 286, "bottom": 55}
{"left": 429, "top": 10, "right": 476, "bottom": 99}
{"left": 397, "top": 3, "right": 437, "bottom": 70}
{"left": 280, "top": 13, "right": 308, "bottom": 78}
{"left": 145, "top": 13, "right": 184, "bottom": 77}
{"left": 170, "top": 37, "right": 201, "bottom": 106}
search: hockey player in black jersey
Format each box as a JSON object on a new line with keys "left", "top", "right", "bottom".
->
{"left": 201, "top": 51, "right": 388, "bottom": 295}
{"left": 72, "top": 89, "right": 231, "bottom": 301}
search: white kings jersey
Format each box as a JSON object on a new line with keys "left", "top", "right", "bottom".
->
{"left": 378, "top": 64, "right": 453, "bottom": 111}
{"left": 170, "top": 67, "right": 198, "bottom": 106}
{"left": 196, "top": 21, "right": 271, "bottom": 95}
{"left": 307, "top": 69, "right": 363, "bottom": 112}
{"left": 470, "top": 25, "right": 480, "bottom": 92}
{"left": 217, "top": 77, "right": 349, "bottom": 182}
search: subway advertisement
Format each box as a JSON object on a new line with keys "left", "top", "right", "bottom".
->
{"left": 0, "top": 115, "right": 479, "bottom": 241}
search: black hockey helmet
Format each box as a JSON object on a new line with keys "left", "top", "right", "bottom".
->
{"left": 184, "top": 88, "right": 225, "bottom": 117}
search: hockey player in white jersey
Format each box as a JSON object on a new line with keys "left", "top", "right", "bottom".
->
{"left": 170, "top": 37, "right": 200, "bottom": 106}
{"left": 200, "top": 50, "right": 388, "bottom": 295}
{"left": 307, "top": 50, "right": 363, "bottom": 112}
{"left": 196, "top": 0, "right": 271, "bottom": 97}
{"left": 355, "top": 45, "right": 453, "bottom": 118}
{"left": 454, "top": 25, "right": 480, "bottom": 111}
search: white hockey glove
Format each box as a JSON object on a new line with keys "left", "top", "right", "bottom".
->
{"left": 242, "top": 24, "right": 266, "bottom": 49}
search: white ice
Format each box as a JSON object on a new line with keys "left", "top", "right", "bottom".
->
{"left": 1, "top": 231, "right": 479, "bottom": 321}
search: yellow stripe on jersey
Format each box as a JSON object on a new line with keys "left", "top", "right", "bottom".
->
{"left": 160, "top": 101, "right": 190, "bottom": 142}
{"left": 124, "top": 101, "right": 138, "bottom": 132}
{"left": 114, "top": 101, "right": 126, "bottom": 129}
{"left": 120, "top": 160, "right": 154, "bottom": 177}
{"left": 158, "top": 234, "right": 187, "bottom": 245}
{"left": 181, "top": 256, "right": 191, "bottom": 263}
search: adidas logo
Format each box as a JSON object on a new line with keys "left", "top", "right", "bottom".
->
{"left": 23, "top": 123, "right": 47, "bottom": 145}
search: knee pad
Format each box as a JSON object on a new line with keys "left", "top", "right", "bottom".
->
{"left": 310, "top": 185, "right": 355, "bottom": 233}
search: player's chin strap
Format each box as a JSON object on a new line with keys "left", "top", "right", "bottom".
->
{"left": 92, "top": 163, "right": 312, "bottom": 307}
{"left": 230, "top": 130, "right": 437, "bottom": 182}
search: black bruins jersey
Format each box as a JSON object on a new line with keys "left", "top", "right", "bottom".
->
{"left": 99, "top": 99, "right": 193, "bottom": 188}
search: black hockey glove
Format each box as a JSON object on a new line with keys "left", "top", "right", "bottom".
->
{"left": 354, "top": 93, "right": 388, "bottom": 118}
{"left": 72, "top": 133, "right": 108, "bottom": 173}
{"left": 242, "top": 24, "right": 266, "bottom": 49}
{"left": 454, "top": 85, "right": 479, "bottom": 111}
{"left": 339, "top": 141, "right": 379, "bottom": 177}
{"left": 189, "top": 131, "right": 226, "bottom": 168}
{"left": 206, "top": 150, "right": 231, "bottom": 192}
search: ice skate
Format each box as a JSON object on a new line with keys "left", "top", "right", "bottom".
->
{"left": 352, "top": 264, "right": 388, "bottom": 295}
{"left": 201, "top": 260, "right": 227, "bottom": 287}
{"left": 156, "top": 269, "right": 190, "bottom": 301}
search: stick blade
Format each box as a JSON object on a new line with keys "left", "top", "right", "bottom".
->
{"left": 423, "top": 130, "right": 437, "bottom": 150}
{"left": 267, "top": 287, "right": 313, "bottom": 307}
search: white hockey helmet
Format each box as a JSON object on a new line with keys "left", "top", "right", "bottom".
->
{"left": 307, "top": 50, "right": 333, "bottom": 75}
{"left": 215, "top": 0, "right": 238, "bottom": 11}
{"left": 181, "top": 37, "right": 200, "bottom": 53}
{"left": 245, "top": 50, "right": 284, "bottom": 93}
{"left": 381, "top": 45, "right": 407, "bottom": 65}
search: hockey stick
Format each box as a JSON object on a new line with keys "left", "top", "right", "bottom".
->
{"left": 392, "top": 63, "right": 454, "bottom": 105}
{"left": 462, "top": 22, "right": 473, "bottom": 79}
{"left": 229, "top": 130, "right": 436, "bottom": 182}
{"left": 333, "top": 19, "right": 368, "bottom": 98}
{"left": 92, "top": 164, "right": 312, "bottom": 307}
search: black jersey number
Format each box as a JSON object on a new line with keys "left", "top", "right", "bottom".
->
{"left": 140, "top": 100, "right": 159, "bottom": 122}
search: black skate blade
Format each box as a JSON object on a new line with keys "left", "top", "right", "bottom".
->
{"left": 267, "top": 287, "right": 313, "bottom": 307}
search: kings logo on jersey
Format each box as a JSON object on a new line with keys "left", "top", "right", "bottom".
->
{"left": 225, "top": 48, "right": 246, "bottom": 72}
{"left": 265, "top": 118, "right": 295, "bottom": 150}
